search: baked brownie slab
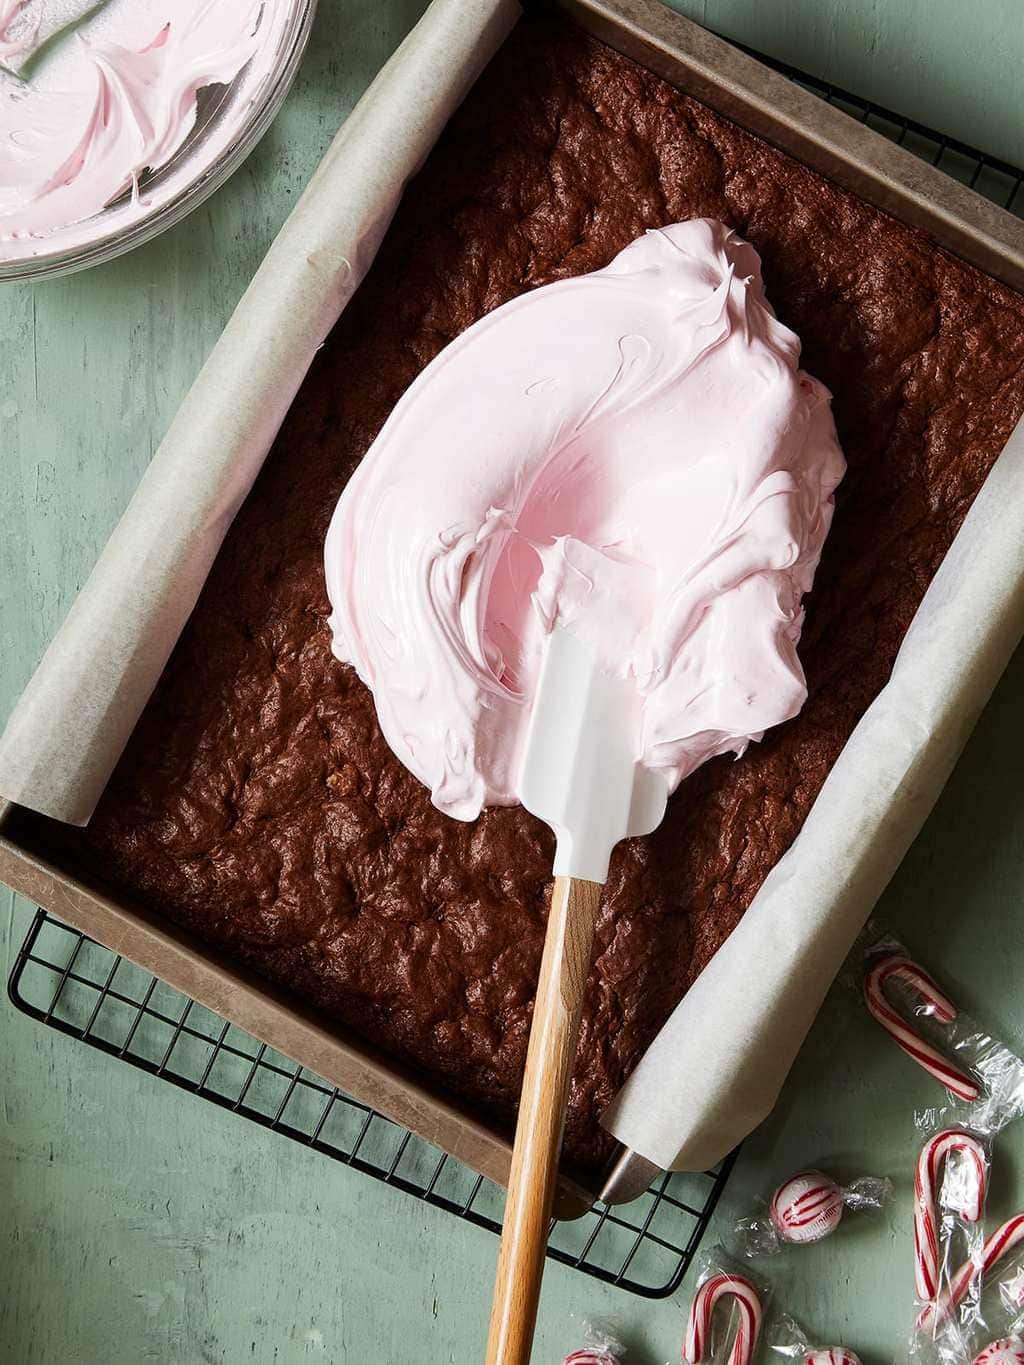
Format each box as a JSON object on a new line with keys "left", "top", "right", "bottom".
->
{"left": 26, "top": 14, "right": 1024, "bottom": 1175}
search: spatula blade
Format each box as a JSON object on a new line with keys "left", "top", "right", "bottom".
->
{"left": 626, "top": 761, "right": 671, "bottom": 839}
{"left": 518, "top": 626, "right": 669, "bottom": 883}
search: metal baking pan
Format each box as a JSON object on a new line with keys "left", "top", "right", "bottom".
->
{"left": 2, "top": 0, "right": 1023, "bottom": 1210}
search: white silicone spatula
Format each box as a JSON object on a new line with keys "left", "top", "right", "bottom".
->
{"left": 485, "top": 626, "right": 669, "bottom": 1365}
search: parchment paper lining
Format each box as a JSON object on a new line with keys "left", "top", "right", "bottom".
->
{"left": 2, "top": 0, "right": 1023, "bottom": 1174}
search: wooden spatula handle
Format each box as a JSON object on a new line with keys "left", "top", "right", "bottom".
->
{"left": 485, "top": 874, "right": 604, "bottom": 1365}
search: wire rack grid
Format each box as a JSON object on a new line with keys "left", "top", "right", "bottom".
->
{"left": 8, "top": 910, "right": 738, "bottom": 1299}
{"left": 6, "top": 49, "right": 1023, "bottom": 1302}
{"left": 771, "top": 55, "right": 1022, "bottom": 213}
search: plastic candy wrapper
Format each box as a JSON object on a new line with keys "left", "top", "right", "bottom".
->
{"left": 913, "top": 1124, "right": 991, "bottom": 1304}
{"left": 681, "top": 1253, "right": 862, "bottom": 1365}
{"left": 731, "top": 1169, "right": 893, "bottom": 1259}
{"left": 856, "top": 928, "right": 1024, "bottom": 1136}
{"left": 908, "top": 1222, "right": 1024, "bottom": 1365}
{"left": 765, "top": 1308, "right": 865, "bottom": 1365}
{"left": 903, "top": 1141, "right": 1024, "bottom": 1364}
{"left": 680, "top": 1248, "right": 770, "bottom": 1365}
{"left": 999, "top": 1254, "right": 1024, "bottom": 1335}
{"left": 563, "top": 1320, "right": 626, "bottom": 1365}
{"left": 901, "top": 1121, "right": 992, "bottom": 1364}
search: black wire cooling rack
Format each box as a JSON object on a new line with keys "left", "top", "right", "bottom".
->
{"left": 8, "top": 909, "right": 737, "bottom": 1298}
{"left": 747, "top": 45, "right": 1023, "bottom": 212}
{"left": 6, "top": 53, "right": 1023, "bottom": 1302}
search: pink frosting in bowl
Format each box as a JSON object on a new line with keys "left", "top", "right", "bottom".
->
{"left": 325, "top": 219, "right": 846, "bottom": 821}
{"left": 0, "top": 0, "right": 314, "bottom": 277}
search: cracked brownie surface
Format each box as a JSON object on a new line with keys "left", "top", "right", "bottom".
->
{"left": 32, "top": 15, "right": 1024, "bottom": 1175}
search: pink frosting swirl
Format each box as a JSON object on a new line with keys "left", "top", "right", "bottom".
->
{"left": 325, "top": 219, "right": 845, "bottom": 820}
{"left": 0, "top": 0, "right": 263, "bottom": 244}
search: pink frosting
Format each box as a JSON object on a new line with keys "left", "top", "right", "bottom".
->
{"left": 0, "top": 0, "right": 266, "bottom": 247}
{"left": 325, "top": 219, "right": 845, "bottom": 821}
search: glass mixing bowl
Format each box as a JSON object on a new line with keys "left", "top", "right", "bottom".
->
{"left": 0, "top": 0, "right": 317, "bottom": 282}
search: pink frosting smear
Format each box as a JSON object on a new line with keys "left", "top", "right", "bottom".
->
{"left": 325, "top": 219, "right": 846, "bottom": 821}
{"left": 0, "top": 0, "right": 265, "bottom": 247}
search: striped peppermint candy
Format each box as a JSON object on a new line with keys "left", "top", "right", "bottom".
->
{"left": 972, "top": 1341, "right": 1024, "bottom": 1365}
{"left": 914, "top": 1129, "right": 987, "bottom": 1301}
{"left": 863, "top": 954, "right": 980, "bottom": 1101}
{"left": 563, "top": 1352, "right": 620, "bottom": 1365}
{"left": 770, "top": 1171, "right": 844, "bottom": 1245}
{"left": 918, "top": 1213, "right": 1024, "bottom": 1333}
{"left": 683, "top": 1271, "right": 762, "bottom": 1365}
{"left": 805, "top": 1351, "right": 864, "bottom": 1365}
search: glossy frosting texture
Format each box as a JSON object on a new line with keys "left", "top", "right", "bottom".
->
{"left": 0, "top": 0, "right": 262, "bottom": 243}
{"left": 325, "top": 219, "right": 845, "bottom": 820}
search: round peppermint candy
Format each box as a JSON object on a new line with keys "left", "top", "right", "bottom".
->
{"left": 973, "top": 1341, "right": 1024, "bottom": 1365}
{"left": 805, "top": 1351, "right": 863, "bottom": 1365}
{"left": 770, "top": 1171, "right": 844, "bottom": 1245}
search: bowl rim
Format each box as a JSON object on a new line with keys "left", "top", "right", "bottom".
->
{"left": 0, "top": 0, "right": 318, "bottom": 284}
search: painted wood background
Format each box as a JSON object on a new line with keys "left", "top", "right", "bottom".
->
{"left": 2, "top": 1, "right": 1023, "bottom": 1360}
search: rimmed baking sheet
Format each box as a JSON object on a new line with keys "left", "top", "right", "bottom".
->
{"left": 2, "top": 0, "right": 1023, "bottom": 1191}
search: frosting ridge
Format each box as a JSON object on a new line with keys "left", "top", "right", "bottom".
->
{"left": 325, "top": 219, "right": 845, "bottom": 821}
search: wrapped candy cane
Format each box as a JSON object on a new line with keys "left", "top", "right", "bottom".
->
{"left": 919, "top": 1215, "right": 1024, "bottom": 1333}
{"left": 973, "top": 1342, "right": 1024, "bottom": 1364}
{"left": 914, "top": 1233, "right": 1024, "bottom": 1362}
{"left": 970, "top": 1245, "right": 1024, "bottom": 1353}
{"left": 684, "top": 1270, "right": 764, "bottom": 1365}
{"left": 855, "top": 931, "right": 1024, "bottom": 1137}
{"left": 732, "top": 1169, "right": 891, "bottom": 1259}
{"left": 864, "top": 953, "right": 980, "bottom": 1101}
{"left": 915, "top": 1130, "right": 989, "bottom": 1301}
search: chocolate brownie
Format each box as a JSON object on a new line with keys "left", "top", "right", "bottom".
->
{"left": 31, "top": 14, "right": 1024, "bottom": 1175}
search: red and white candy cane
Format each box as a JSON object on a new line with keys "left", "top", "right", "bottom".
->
{"left": 683, "top": 1272, "right": 763, "bottom": 1365}
{"left": 863, "top": 954, "right": 980, "bottom": 1101}
{"left": 972, "top": 1340, "right": 1024, "bottom": 1364}
{"left": 917, "top": 1213, "right": 1024, "bottom": 1333}
{"left": 805, "top": 1351, "right": 863, "bottom": 1365}
{"left": 914, "top": 1129, "right": 987, "bottom": 1300}
{"left": 563, "top": 1351, "right": 620, "bottom": 1365}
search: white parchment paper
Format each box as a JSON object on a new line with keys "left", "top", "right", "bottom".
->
{"left": 0, "top": 0, "right": 520, "bottom": 825}
{"left": 602, "top": 415, "right": 1024, "bottom": 1170}
{"left": 2, "top": 0, "right": 1023, "bottom": 1177}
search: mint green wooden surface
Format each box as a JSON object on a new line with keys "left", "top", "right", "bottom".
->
{"left": 2, "top": 2, "right": 1023, "bottom": 1361}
